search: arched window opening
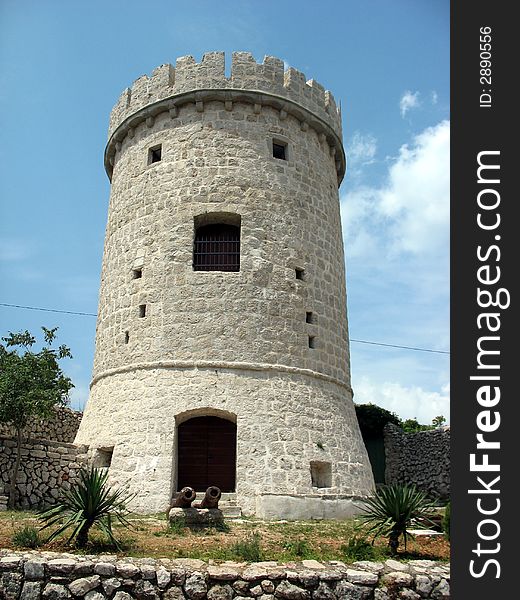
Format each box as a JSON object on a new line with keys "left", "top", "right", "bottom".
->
{"left": 193, "top": 222, "right": 240, "bottom": 272}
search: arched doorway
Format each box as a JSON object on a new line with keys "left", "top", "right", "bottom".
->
{"left": 177, "top": 416, "right": 237, "bottom": 492}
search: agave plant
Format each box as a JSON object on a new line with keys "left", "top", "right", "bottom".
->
{"left": 359, "top": 484, "right": 435, "bottom": 554}
{"left": 39, "top": 466, "right": 134, "bottom": 549}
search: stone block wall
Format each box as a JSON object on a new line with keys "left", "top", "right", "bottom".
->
{"left": 0, "top": 551, "right": 451, "bottom": 599}
{"left": 384, "top": 424, "right": 450, "bottom": 501}
{"left": 0, "top": 406, "right": 82, "bottom": 444}
{"left": 0, "top": 437, "right": 88, "bottom": 509}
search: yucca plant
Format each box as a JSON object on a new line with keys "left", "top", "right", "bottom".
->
{"left": 359, "top": 484, "right": 435, "bottom": 554}
{"left": 38, "top": 466, "right": 134, "bottom": 549}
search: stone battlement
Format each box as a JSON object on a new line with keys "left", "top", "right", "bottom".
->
{"left": 108, "top": 51, "right": 342, "bottom": 142}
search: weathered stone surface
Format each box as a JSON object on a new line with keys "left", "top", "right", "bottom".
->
{"left": 42, "top": 583, "right": 71, "bottom": 599}
{"left": 184, "top": 572, "right": 208, "bottom": 599}
{"left": 383, "top": 572, "right": 414, "bottom": 588}
{"left": 68, "top": 576, "right": 101, "bottom": 596}
{"left": 207, "top": 565, "right": 240, "bottom": 580}
{"left": 113, "top": 593, "right": 134, "bottom": 600}
{"left": 156, "top": 566, "right": 171, "bottom": 589}
{"left": 345, "top": 570, "right": 378, "bottom": 586}
{"left": 48, "top": 560, "right": 77, "bottom": 576}
{"left": 261, "top": 580, "right": 275, "bottom": 594}
{"left": 163, "top": 586, "right": 185, "bottom": 599}
{"left": 73, "top": 51, "right": 374, "bottom": 518}
{"left": 1, "top": 572, "right": 23, "bottom": 600}
{"left": 21, "top": 581, "right": 42, "bottom": 600}
{"left": 415, "top": 575, "right": 433, "bottom": 597}
{"left": 275, "top": 580, "right": 310, "bottom": 599}
{"left": 311, "top": 582, "right": 335, "bottom": 600}
{"left": 207, "top": 583, "right": 234, "bottom": 600}
{"left": 25, "top": 560, "right": 46, "bottom": 580}
{"left": 116, "top": 563, "right": 140, "bottom": 578}
{"left": 431, "top": 578, "right": 450, "bottom": 600}
{"left": 384, "top": 423, "right": 450, "bottom": 500}
{"left": 134, "top": 579, "right": 160, "bottom": 600}
{"left": 233, "top": 580, "right": 250, "bottom": 595}
{"left": 333, "top": 581, "right": 371, "bottom": 600}
{"left": 84, "top": 592, "right": 105, "bottom": 600}
{"left": 94, "top": 562, "right": 116, "bottom": 576}
{"left": 102, "top": 577, "right": 122, "bottom": 595}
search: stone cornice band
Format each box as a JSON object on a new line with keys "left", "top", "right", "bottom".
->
{"left": 104, "top": 88, "right": 346, "bottom": 184}
{"left": 90, "top": 359, "right": 352, "bottom": 394}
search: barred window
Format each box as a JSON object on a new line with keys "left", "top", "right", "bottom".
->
{"left": 193, "top": 223, "right": 240, "bottom": 272}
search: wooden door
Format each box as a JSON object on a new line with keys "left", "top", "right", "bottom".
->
{"left": 177, "top": 416, "right": 236, "bottom": 492}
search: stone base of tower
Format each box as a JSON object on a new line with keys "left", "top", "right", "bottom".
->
{"left": 255, "top": 493, "right": 369, "bottom": 520}
{"left": 75, "top": 365, "right": 375, "bottom": 517}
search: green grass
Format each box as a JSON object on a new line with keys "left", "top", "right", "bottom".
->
{"left": 12, "top": 525, "right": 43, "bottom": 549}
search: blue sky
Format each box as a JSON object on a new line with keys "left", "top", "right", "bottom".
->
{"left": 0, "top": 0, "right": 450, "bottom": 423}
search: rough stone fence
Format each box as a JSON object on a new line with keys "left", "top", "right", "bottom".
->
{"left": 0, "top": 551, "right": 450, "bottom": 599}
{"left": 383, "top": 424, "right": 450, "bottom": 501}
{"left": 0, "top": 437, "right": 88, "bottom": 510}
{"left": 0, "top": 407, "right": 82, "bottom": 444}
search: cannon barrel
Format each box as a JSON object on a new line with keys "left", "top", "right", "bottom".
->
{"left": 173, "top": 486, "right": 196, "bottom": 507}
{"left": 199, "top": 486, "right": 222, "bottom": 509}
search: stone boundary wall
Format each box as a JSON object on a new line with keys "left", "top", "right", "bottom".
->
{"left": 0, "top": 437, "right": 88, "bottom": 510}
{"left": 0, "top": 407, "right": 82, "bottom": 444}
{"left": 0, "top": 551, "right": 450, "bottom": 599}
{"left": 384, "top": 424, "right": 450, "bottom": 501}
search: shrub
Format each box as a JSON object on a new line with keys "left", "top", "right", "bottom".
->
{"left": 442, "top": 501, "right": 451, "bottom": 541}
{"left": 340, "top": 535, "right": 379, "bottom": 561}
{"left": 283, "top": 538, "right": 313, "bottom": 559}
{"left": 359, "top": 484, "right": 436, "bottom": 554}
{"left": 230, "top": 531, "right": 262, "bottom": 562}
{"left": 12, "top": 525, "right": 42, "bottom": 549}
{"left": 38, "top": 466, "right": 134, "bottom": 549}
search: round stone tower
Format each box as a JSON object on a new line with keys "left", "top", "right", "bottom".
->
{"left": 75, "top": 51, "right": 374, "bottom": 517}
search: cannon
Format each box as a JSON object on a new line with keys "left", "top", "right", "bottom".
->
{"left": 193, "top": 486, "right": 222, "bottom": 509}
{"left": 173, "top": 486, "right": 196, "bottom": 507}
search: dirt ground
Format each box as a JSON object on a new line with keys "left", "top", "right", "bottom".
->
{"left": 0, "top": 511, "right": 450, "bottom": 563}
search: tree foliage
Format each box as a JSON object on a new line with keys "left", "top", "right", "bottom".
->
{"left": 355, "top": 403, "right": 401, "bottom": 438}
{"left": 355, "top": 403, "right": 447, "bottom": 437}
{"left": 0, "top": 327, "right": 73, "bottom": 507}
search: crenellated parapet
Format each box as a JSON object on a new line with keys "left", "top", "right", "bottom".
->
{"left": 106, "top": 51, "right": 344, "bottom": 181}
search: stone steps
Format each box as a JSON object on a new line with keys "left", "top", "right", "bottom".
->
{"left": 194, "top": 492, "right": 242, "bottom": 518}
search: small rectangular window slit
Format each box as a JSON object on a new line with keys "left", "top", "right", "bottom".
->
{"left": 308, "top": 335, "right": 316, "bottom": 349}
{"left": 148, "top": 144, "right": 162, "bottom": 164}
{"left": 139, "top": 304, "right": 147, "bottom": 318}
{"left": 132, "top": 269, "right": 142, "bottom": 279}
{"left": 295, "top": 268, "right": 305, "bottom": 280}
{"left": 124, "top": 331, "right": 129, "bottom": 344}
{"left": 310, "top": 461, "right": 332, "bottom": 488}
{"left": 273, "top": 141, "right": 287, "bottom": 160}
{"left": 306, "top": 311, "right": 313, "bottom": 324}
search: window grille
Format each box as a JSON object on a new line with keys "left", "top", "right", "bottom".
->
{"left": 193, "top": 223, "right": 240, "bottom": 272}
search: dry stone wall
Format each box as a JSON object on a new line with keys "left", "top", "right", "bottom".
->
{"left": 0, "top": 551, "right": 451, "bottom": 599}
{"left": 384, "top": 424, "right": 450, "bottom": 501}
{"left": 0, "top": 437, "right": 87, "bottom": 509}
{"left": 0, "top": 407, "right": 82, "bottom": 444}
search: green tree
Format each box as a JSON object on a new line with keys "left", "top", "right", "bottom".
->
{"left": 355, "top": 403, "right": 401, "bottom": 438}
{"left": 0, "top": 327, "right": 73, "bottom": 508}
{"left": 432, "top": 415, "right": 447, "bottom": 428}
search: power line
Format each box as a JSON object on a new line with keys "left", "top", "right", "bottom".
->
{"left": 1, "top": 301, "right": 450, "bottom": 355}
{"left": 0, "top": 303, "right": 97, "bottom": 317}
{"left": 350, "top": 338, "right": 449, "bottom": 355}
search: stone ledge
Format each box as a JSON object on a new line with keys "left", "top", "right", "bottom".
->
{"left": 0, "top": 550, "right": 450, "bottom": 599}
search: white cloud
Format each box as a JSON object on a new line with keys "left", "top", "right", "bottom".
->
{"left": 399, "top": 90, "right": 420, "bottom": 118}
{"left": 379, "top": 120, "right": 450, "bottom": 254}
{"left": 341, "top": 120, "right": 450, "bottom": 259}
{"left": 70, "top": 383, "right": 89, "bottom": 412}
{"left": 346, "top": 132, "right": 377, "bottom": 178}
{"left": 431, "top": 91, "right": 438, "bottom": 105}
{"left": 354, "top": 376, "right": 450, "bottom": 424}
